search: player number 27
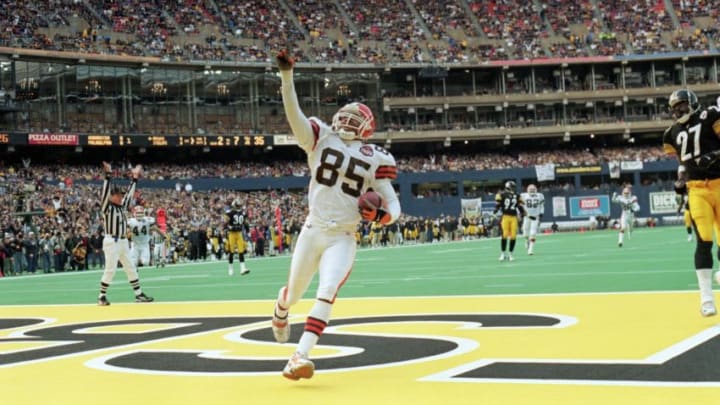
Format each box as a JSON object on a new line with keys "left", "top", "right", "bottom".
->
{"left": 676, "top": 123, "right": 702, "bottom": 162}
{"left": 315, "top": 148, "right": 371, "bottom": 197}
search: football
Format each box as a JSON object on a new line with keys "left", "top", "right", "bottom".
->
{"left": 358, "top": 190, "right": 382, "bottom": 211}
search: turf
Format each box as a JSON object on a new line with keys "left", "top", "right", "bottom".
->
{"left": 0, "top": 226, "right": 700, "bottom": 305}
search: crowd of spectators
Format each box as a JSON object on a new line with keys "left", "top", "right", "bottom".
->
{"left": 2, "top": 0, "right": 720, "bottom": 64}
{"left": 0, "top": 145, "right": 669, "bottom": 182}
{"left": 0, "top": 164, "right": 470, "bottom": 276}
{"left": 0, "top": 142, "right": 672, "bottom": 276}
{"left": 0, "top": 172, "right": 310, "bottom": 275}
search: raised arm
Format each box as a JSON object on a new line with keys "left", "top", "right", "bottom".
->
{"left": 100, "top": 162, "right": 112, "bottom": 211}
{"left": 122, "top": 165, "right": 142, "bottom": 210}
{"left": 277, "top": 51, "right": 316, "bottom": 151}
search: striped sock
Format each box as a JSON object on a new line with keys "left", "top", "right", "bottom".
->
{"left": 99, "top": 282, "right": 109, "bottom": 298}
{"left": 297, "top": 316, "right": 328, "bottom": 355}
{"left": 304, "top": 316, "right": 328, "bottom": 337}
{"left": 129, "top": 279, "right": 142, "bottom": 295}
{"left": 275, "top": 302, "right": 289, "bottom": 319}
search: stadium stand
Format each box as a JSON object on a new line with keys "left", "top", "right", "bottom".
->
{"left": 0, "top": 0, "right": 716, "bottom": 277}
{"left": 0, "top": 0, "right": 717, "bottom": 61}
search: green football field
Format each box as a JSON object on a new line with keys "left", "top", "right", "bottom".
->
{"left": 0, "top": 226, "right": 703, "bottom": 305}
{"left": 3, "top": 226, "right": 720, "bottom": 405}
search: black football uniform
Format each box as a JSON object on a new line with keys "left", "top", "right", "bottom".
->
{"left": 495, "top": 190, "right": 524, "bottom": 239}
{"left": 663, "top": 105, "right": 720, "bottom": 244}
{"left": 225, "top": 209, "right": 248, "bottom": 254}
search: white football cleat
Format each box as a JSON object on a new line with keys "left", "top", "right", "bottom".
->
{"left": 688, "top": 234, "right": 693, "bottom": 242}
{"left": 498, "top": 253, "right": 506, "bottom": 261}
{"left": 283, "top": 351, "right": 314, "bottom": 380}
{"left": 701, "top": 301, "right": 717, "bottom": 317}
{"left": 228, "top": 267, "right": 234, "bottom": 276}
{"left": 508, "top": 253, "right": 514, "bottom": 262}
{"left": 240, "top": 267, "right": 250, "bottom": 275}
{"left": 528, "top": 249, "right": 534, "bottom": 256}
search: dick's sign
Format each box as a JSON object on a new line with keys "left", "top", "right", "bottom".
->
{"left": 649, "top": 191, "right": 678, "bottom": 214}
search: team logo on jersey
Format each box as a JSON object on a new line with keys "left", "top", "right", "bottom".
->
{"left": 359, "top": 145, "right": 374, "bottom": 157}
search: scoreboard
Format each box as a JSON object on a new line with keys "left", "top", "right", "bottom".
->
{"left": 1, "top": 133, "right": 272, "bottom": 148}
{"left": 86, "top": 134, "right": 270, "bottom": 147}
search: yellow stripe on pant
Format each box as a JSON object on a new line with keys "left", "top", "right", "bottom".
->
{"left": 687, "top": 178, "right": 720, "bottom": 242}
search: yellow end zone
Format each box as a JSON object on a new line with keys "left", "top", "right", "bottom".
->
{"left": 0, "top": 292, "right": 718, "bottom": 405}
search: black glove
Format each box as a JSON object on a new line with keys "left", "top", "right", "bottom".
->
{"left": 674, "top": 180, "right": 687, "bottom": 195}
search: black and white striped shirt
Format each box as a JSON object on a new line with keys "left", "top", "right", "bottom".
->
{"left": 100, "top": 175, "right": 136, "bottom": 239}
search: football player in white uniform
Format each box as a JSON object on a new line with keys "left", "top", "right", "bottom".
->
{"left": 612, "top": 187, "right": 640, "bottom": 247}
{"left": 520, "top": 184, "right": 545, "bottom": 255}
{"left": 128, "top": 206, "right": 163, "bottom": 267}
{"left": 271, "top": 50, "right": 401, "bottom": 381}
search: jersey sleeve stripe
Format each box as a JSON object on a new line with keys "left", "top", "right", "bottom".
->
{"left": 375, "top": 166, "right": 398, "bottom": 179}
{"left": 310, "top": 120, "right": 320, "bottom": 151}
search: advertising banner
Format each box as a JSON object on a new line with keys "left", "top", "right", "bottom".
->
{"left": 552, "top": 196, "right": 567, "bottom": 217}
{"left": 28, "top": 133, "right": 79, "bottom": 146}
{"left": 649, "top": 191, "right": 679, "bottom": 214}
{"left": 569, "top": 195, "right": 610, "bottom": 218}
{"left": 535, "top": 163, "right": 555, "bottom": 181}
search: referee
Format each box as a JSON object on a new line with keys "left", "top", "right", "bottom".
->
{"left": 97, "top": 161, "right": 153, "bottom": 306}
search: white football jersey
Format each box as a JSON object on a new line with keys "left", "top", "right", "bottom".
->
{"left": 302, "top": 118, "right": 397, "bottom": 227}
{"left": 128, "top": 216, "right": 155, "bottom": 245}
{"left": 520, "top": 192, "right": 545, "bottom": 217}
{"left": 613, "top": 194, "right": 639, "bottom": 213}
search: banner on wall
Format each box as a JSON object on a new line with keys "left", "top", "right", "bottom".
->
{"left": 460, "top": 198, "right": 482, "bottom": 218}
{"left": 555, "top": 165, "right": 602, "bottom": 174}
{"left": 621, "top": 160, "right": 644, "bottom": 171}
{"left": 535, "top": 163, "right": 555, "bottom": 182}
{"left": 649, "top": 191, "right": 679, "bottom": 214}
{"left": 609, "top": 161, "right": 621, "bottom": 179}
{"left": 552, "top": 196, "right": 567, "bottom": 217}
{"left": 569, "top": 195, "right": 611, "bottom": 218}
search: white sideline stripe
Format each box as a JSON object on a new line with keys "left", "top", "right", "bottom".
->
{"left": 0, "top": 267, "right": 694, "bottom": 296}
{"left": 0, "top": 289, "right": 703, "bottom": 308}
{"left": 0, "top": 228, "right": 680, "bottom": 283}
{"left": 484, "top": 284, "right": 525, "bottom": 288}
